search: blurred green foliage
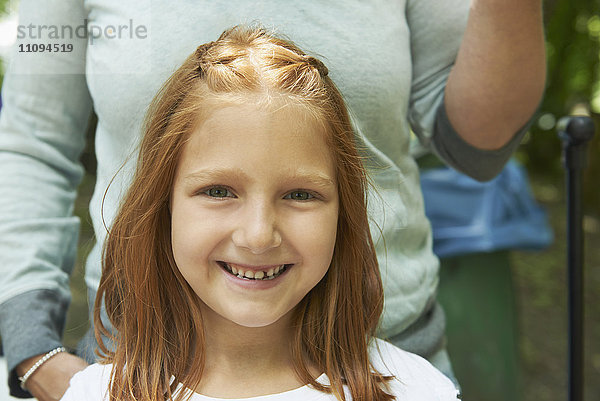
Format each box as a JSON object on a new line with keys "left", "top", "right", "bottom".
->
{"left": 0, "top": 0, "right": 9, "bottom": 87}
{"left": 520, "top": 0, "right": 600, "bottom": 215}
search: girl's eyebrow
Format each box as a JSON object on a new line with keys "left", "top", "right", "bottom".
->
{"left": 183, "top": 168, "right": 336, "bottom": 188}
{"left": 184, "top": 168, "right": 248, "bottom": 184}
{"left": 288, "top": 170, "right": 336, "bottom": 188}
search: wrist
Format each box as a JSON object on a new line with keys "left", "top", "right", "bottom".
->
{"left": 17, "top": 347, "right": 67, "bottom": 391}
{"left": 16, "top": 354, "right": 44, "bottom": 376}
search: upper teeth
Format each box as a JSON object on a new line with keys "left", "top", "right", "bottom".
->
{"left": 225, "top": 263, "right": 286, "bottom": 280}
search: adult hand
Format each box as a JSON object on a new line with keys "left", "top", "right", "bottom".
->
{"left": 16, "top": 352, "right": 89, "bottom": 401}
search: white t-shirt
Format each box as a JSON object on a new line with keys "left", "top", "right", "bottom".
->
{"left": 60, "top": 339, "right": 460, "bottom": 401}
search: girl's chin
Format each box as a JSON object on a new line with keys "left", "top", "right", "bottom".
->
{"left": 198, "top": 301, "right": 296, "bottom": 332}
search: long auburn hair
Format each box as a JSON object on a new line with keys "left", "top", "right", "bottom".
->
{"left": 95, "top": 26, "right": 392, "bottom": 401}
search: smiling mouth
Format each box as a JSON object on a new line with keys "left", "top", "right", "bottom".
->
{"left": 218, "top": 262, "right": 291, "bottom": 281}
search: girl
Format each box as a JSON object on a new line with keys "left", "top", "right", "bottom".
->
{"left": 61, "top": 26, "right": 459, "bottom": 401}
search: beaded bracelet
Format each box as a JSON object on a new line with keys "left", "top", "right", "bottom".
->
{"left": 18, "top": 346, "right": 67, "bottom": 391}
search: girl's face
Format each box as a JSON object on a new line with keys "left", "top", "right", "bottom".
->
{"left": 170, "top": 102, "right": 339, "bottom": 331}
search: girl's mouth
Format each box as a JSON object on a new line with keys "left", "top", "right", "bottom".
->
{"left": 217, "top": 261, "right": 292, "bottom": 281}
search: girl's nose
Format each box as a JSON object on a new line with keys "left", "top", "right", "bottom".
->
{"left": 231, "top": 203, "right": 282, "bottom": 254}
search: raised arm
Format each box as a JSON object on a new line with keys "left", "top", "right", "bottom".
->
{"left": 444, "top": 0, "right": 546, "bottom": 150}
{"left": 407, "top": 0, "right": 546, "bottom": 181}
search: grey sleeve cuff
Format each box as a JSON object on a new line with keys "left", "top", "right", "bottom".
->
{"left": 0, "top": 289, "right": 69, "bottom": 398}
{"left": 431, "top": 99, "right": 532, "bottom": 182}
{"left": 385, "top": 301, "right": 446, "bottom": 359}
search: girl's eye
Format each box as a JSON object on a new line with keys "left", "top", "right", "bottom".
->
{"left": 285, "top": 191, "right": 314, "bottom": 201}
{"left": 203, "top": 187, "right": 234, "bottom": 198}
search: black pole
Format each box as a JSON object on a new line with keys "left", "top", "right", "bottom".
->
{"left": 558, "top": 116, "right": 595, "bottom": 401}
